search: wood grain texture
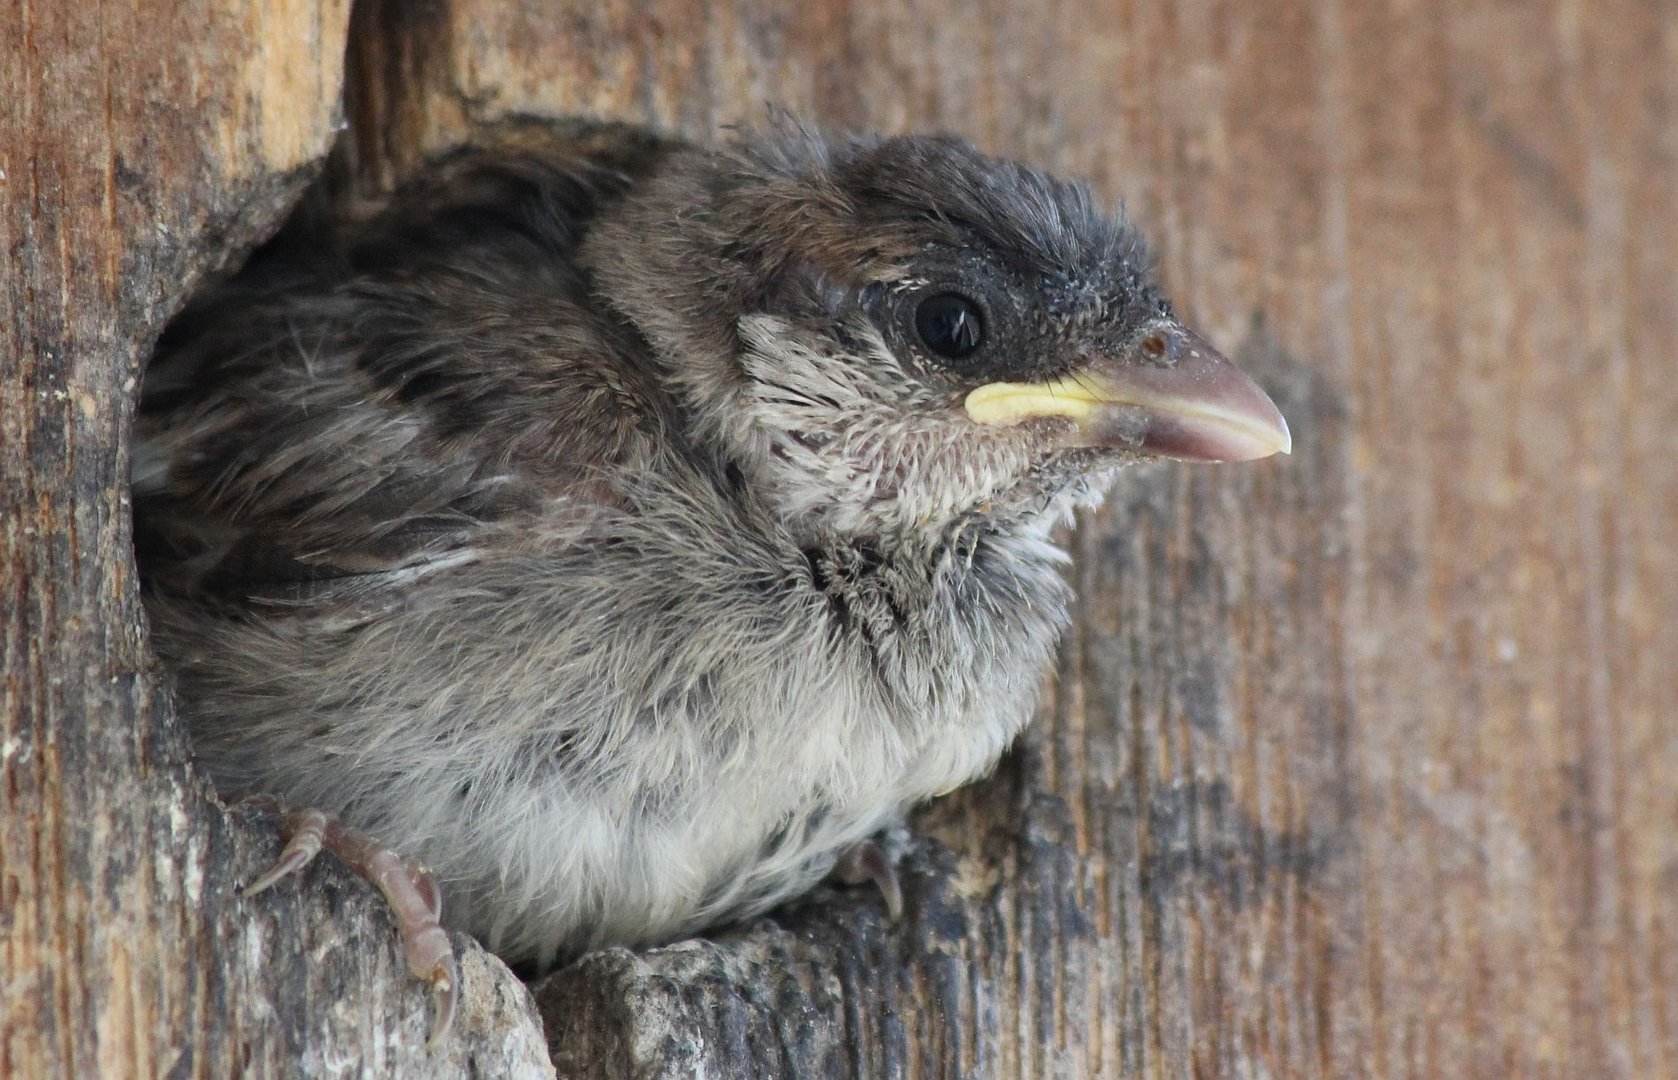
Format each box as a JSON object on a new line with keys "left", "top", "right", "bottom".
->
{"left": 0, "top": 2, "right": 551, "bottom": 1076}
{"left": 338, "top": 0, "right": 1668, "bottom": 1075}
{"left": 5, "top": 0, "right": 1675, "bottom": 1077}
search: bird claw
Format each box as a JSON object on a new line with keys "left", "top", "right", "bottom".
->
{"left": 239, "top": 798, "right": 458, "bottom": 1047}
{"left": 242, "top": 805, "right": 329, "bottom": 897}
{"left": 426, "top": 955, "right": 459, "bottom": 1050}
{"left": 832, "top": 839, "right": 904, "bottom": 920}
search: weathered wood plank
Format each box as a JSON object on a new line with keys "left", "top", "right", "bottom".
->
{"left": 353, "top": 1, "right": 1668, "bottom": 1075}
{"left": 5, "top": 0, "right": 1674, "bottom": 1076}
{"left": 0, "top": 2, "right": 550, "bottom": 1076}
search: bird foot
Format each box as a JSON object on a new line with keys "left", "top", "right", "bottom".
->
{"left": 831, "top": 839, "right": 904, "bottom": 920}
{"left": 240, "top": 797, "right": 458, "bottom": 1047}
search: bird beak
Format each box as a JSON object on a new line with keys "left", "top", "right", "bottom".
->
{"left": 962, "top": 321, "right": 1292, "bottom": 462}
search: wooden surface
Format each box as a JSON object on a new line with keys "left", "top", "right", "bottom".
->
{"left": 5, "top": 0, "right": 1676, "bottom": 1076}
{"left": 0, "top": 2, "right": 551, "bottom": 1076}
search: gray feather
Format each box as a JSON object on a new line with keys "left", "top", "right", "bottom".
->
{"left": 137, "top": 116, "right": 1170, "bottom": 968}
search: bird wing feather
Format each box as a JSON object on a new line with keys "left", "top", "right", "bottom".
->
{"left": 136, "top": 120, "right": 686, "bottom": 612}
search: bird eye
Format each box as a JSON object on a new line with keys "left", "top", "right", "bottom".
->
{"left": 913, "top": 293, "right": 986, "bottom": 361}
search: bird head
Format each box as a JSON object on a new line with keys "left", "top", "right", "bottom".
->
{"left": 587, "top": 125, "right": 1290, "bottom": 540}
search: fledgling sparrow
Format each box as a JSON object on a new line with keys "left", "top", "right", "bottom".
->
{"left": 134, "top": 117, "right": 1289, "bottom": 1038}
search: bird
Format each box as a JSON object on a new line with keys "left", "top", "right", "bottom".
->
{"left": 132, "top": 115, "right": 1290, "bottom": 1042}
